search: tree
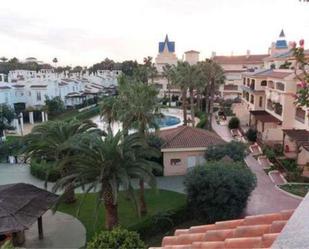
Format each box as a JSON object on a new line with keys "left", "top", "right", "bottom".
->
{"left": 0, "top": 104, "right": 15, "bottom": 137}
{"left": 121, "top": 60, "right": 139, "bottom": 77}
{"left": 53, "top": 131, "right": 160, "bottom": 229}
{"left": 205, "top": 141, "right": 247, "bottom": 162}
{"left": 197, "top": 60, "right": 225, "bottom": 129}
{"left": 100, "top": 97, "right": 117, "bottom": 134}
{"left": 162, "top": 64, "right": 175, "bottom": 107}
{"left": 228, "top": 117, "right": 240, "bottom": 129}
{"left": 114, "top": 79, "right": 161, "bottom": 215}
{"left": 184, "top": 162, "right": 256, "bottom": 223}
{"left": 143, "top": 56, "right": 158, "bottom": 84}
{"left": 23, "top": 119, "right": 99, "bottom": 203}
{"left": 292, "top": 39, "right": 309, "bottom": 107}
{"left": 246, "top": 128, "right": 257, "bottom": 142}
{"left": 0, "top": 57, "right": 8, "bottom": 63}
{"left": 171, "top": 61, "right": 190, "bottom": 125}
{"left": 44, "top": 96, "right": 65, "bottom": 116}
{"left": 86, "top": 227, "right": 146, "bottom": 249}
{"left": 52, "top": 58, "right": 58, "bottom": 68}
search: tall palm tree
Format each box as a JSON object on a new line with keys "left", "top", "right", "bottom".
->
{"left": 143, "top": 56, "right": 158, "bottom": 84}
{"left": 0, "top": 57, "right": 8, "bottom": 63}
{"left": 113, "top": 79, "right": 161, "bottom": 215}
{"left": 171, "top": 61, "right": 192, "bottom": 125}
{"left": 197, "top": 60, "right": 225, "bottom": 129}
{"left": 53, "top": 131, "right": 160, "bottom": 229}
{"left": 162, "top": 64, "right": 175, "bottom": 107}
{"left": 100, "top": 97, "right": 117, "bottom": 134}
{"left": 23, "top": 119, "right": 99, "bottom": 203}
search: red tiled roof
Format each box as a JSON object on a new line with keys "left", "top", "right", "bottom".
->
{"left": 213, "top": 54, "right": 269, "bottom": 65}
{"left": 150, "top": 209, "right": 294, "bottom": 249}
{"left": 159, "top": 126, "right": 225, "bottom": 149}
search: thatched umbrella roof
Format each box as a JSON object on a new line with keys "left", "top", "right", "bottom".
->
{"left": 0, "top": 183, "right": 58, "bottom": 235}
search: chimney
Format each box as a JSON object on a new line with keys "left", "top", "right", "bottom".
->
{"left": 246, "top": 50, "right": 250, "bottom": 58}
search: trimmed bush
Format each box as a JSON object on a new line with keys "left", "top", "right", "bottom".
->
{"left": 86, "top": 228, "right": 146, "bottom": 249}
{"left": 196, "top": 115, "right": 207, "bottom": 129}
{"left": 263, "top": 146, "right": 276, "bottom": 162}
{"left": 245, "top": 128, "right": 257, "bottom": 142}
{"left": 205, "top": 141, "right": 247, "bottom": 162}
{"left": 228, "top": 117, "right": 240, "bottom": 129}
{"left": 184, "top": 162, "right": 256, "bottom": 223}
{"left": 128, "top": 205, "right": 190, "bottom": 240}
{"left": 30, "top": 160, "right": 61, "bottom": 182}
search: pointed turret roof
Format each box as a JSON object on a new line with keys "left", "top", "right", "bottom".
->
{"left": 159, "top": 34, "right": 175, "bottom": 53}
{"left": 279, "top": 29, "right": 285, "bottom": 38}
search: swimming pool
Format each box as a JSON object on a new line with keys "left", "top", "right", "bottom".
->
{"left": 157, "top": 115, "right": 181, "bottom": 128}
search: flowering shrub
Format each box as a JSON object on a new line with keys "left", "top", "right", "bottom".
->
{"left": 292, "top": 39, "right": 309, "bottom": 107}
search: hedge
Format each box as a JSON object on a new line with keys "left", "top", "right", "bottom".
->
{"left": 128, "top": 205, "right": 191, "bottom": 240}
{"left": 30, "top": 160, "right": 61, "bottom": 182}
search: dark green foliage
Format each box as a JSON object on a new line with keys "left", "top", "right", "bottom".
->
{"left": 205, "top": 141, "right": 247, "bottom": 162}
{"left": 0, "top": 104, "right": 15, "bottom": 136}
{"left": 30, "top": 160, "right": 61, "bottom": 182}
{"left": 196, "top": 115, "right": 207, "bottom": 129}
{"left": 184, "top": 162, "right": 256, "bottom": 223}
{"left": 45, "top": 96, "right": 65, "bottom": 116}
{"left": 228, "top": 117, "right": 240, "bottom": 129}
{"left": 0, "top": 136, "right": 23, "bottom": 162}
{"left": 86, "top": 227, "right": 146, "bottom": 249}
{"left": 280, "top": 159, "right": 303, "bottom": 182}
{"left": 75, "top": 106, "right": 100, "bottom": 121}
{"left": 263, "top": 146, "right": 276, "bottom": 161}
{"left": 128, "top": 206, "right": 190, "bottom": 241}
{"left": 245, "top": 128, "right": 257, "bottom": 142}
{"left": 146, "top": 134, "right": 164, "bottom": 176}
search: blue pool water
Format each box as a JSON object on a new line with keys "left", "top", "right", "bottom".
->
{"left": 157, "top": 115, "right": 181, "bottom": 128}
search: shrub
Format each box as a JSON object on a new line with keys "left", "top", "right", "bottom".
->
{"left": 228, "top": 117, "right": 240, "bottom": 129}
{"left": 86, "top": 228, "right": 146, "bottom": 249}
{"left": 30, "top": 160, "right": 61, "bottom": 182}
{"left": 245, "top": 128, "right": 257, "bottom": 142}
{"left": 75, "top": 106, "right": 100, "bottom": 121}
{"left": 184, "top": 162, "right": 256, "bottom": 223}
{"left": 45, "top": 96, "right": 65, "bottom": 116}
{"left": 205, "top": 141, "right": 247, "bottom": 162}
{"left": 146, "top": 134, "right": 163, "bottom": 176}
{"left": 263, "top": 146, "right": 276, "bottom": 161}
{"left": 128, "top": 206, "right": 190, "bottom": 240}
{"left": 196, "top": 115, "right": 207, "bottom": 129}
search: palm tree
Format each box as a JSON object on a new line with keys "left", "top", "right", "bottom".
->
{"left": 0, "top": 57, "right": 8, "bottom": 63}
{"left": 100, "top": 97, "right": 117, "bottom": 134}
{"left": 162, "top": 64, "right": 175, "bottom": 107}
{"left": 53, "top": 131, "right": 160, "bottom": 229}
{"left": 143, "top": 56, "right": 158, "bottom": 84}
{"left": 23, "top": 119, "right": 99, "bottom": 203}
{"left": 197, "top": 60, "right": 225, "bottom": 129}
{"left": 171, "top": 61, "right": 192, "bottom": 125}
{"left": 113, "top": 80, "right": 161, "bottom": 215}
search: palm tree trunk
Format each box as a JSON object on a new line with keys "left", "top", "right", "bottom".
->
{"left": 102, "top": 182, "right": 118, "bottom": 230}
{"left": 207, "top": 78, "right": 215, "bottom": 130}
{"left": 168, "top": 82, "right": 171, "bottom": 107}
{"left": 63, "top": 183, "right": 76, "bottom": 204}
{"left": 189, "top": 87, "right": 195, "bottom": 127}
{"left": 182, "top": 89, "right": 188, "bottom": 126}
{"left": 139, "top": 179, "right": 147, "bottom": 215}
{"left": 197, "top": 91, "right": 201, "bottom": 112}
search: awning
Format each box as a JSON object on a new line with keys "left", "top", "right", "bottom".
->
{"left": 0, "top": 183, "right": 58, "bottom": 234}
{"left": 250, "top": 110, "right": 281, "bottom": 123}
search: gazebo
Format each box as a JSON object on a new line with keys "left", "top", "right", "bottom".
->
{"left": 0, "top": 183, "right": 58, "bottom": 246}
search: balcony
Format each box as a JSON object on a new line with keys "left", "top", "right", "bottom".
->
{"left": 267, "top": 99, "right": 282, "bottom": 116}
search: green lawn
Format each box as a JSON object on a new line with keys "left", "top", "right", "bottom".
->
{"left": 58, "top": 189, "right": 186, "bottom": 241}
{"left": 280, "top": 184, "right": 309, "bottom": 197}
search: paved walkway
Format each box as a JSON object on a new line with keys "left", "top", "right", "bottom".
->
{"left": 244, "top": 155, "right": 300, "bottom": 215}
{"left": 24, "top": 211, "right": 86, "bottom": 249}
{"left": 211, "top": 119, "right": 301, "bottom": 215}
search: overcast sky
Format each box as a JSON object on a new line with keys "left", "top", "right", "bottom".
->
{"left": 0, "top": 0, "right": 308, "bottom": 66}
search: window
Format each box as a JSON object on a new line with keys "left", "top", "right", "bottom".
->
{"left": 170, "top": 159, "right": 181, "bottom": 166}
{"left": 250, "top": 79, "right": 255, "bottom": 90}
{"left": 259, "top": 96, "right": 263, "bottom": 107}
{"left": 261, "top": 80, "right": 267, "bottom": 86}
{"left": 243, "top": 77, "right": 246, "bottom": 85}
{"left": 36, "top": 91, "right": 41, "bottom": 101}
{"left": 247, "top": 78, "right": 250, "bottom": 86}
{"left": 295, "top": 107, "right": 306, "bottom": 123}
{"left": 276, "top": 82, "right": 285, "bottom": 91}
{"left": 250, "top": 95, "right": 254, "bottom": 104}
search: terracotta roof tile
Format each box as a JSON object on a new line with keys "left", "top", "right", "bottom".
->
{"left": 213, "top": 54, "right": 268, "bottom": 65}
{"left": 151, "top": 210, "right": 294, "bottom": 249}
{"left": 159, "top": 126, "right": 225, "bottom": 149}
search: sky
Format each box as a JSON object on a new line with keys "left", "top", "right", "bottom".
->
{"left": 0, "top": 0, "right": 308, "bottom": 66}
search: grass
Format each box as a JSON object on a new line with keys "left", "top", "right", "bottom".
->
{"left": 50, "top": 106, "right": 100, "bottom": 122}
{"left": 49, "top": 109, "right": 79, "bottom": 121}
{"left": 279, "top": 184, "right": 309, "bottom": 197}
{"left": 58, "top": 189, "right": 186, "bottom": 241}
